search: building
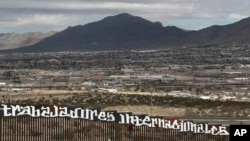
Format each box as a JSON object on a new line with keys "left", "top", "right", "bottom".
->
{"left": 98, "top": 88, "right": 118, "bottom": 93}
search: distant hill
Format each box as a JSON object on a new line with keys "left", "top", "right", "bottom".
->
{"left": 184, "top": 16, "right": 250, "bottom": 47}
{"left": 0, "top": 32, "right": 56, "bottom": 50}
{"left": 2, "top": 13, "right": 250, "bottom": 53}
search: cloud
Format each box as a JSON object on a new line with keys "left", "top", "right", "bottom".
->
{"left": 0, "top": 14, "right": 83, "bottom": 33}
{"left": 16, "top": 14, "right": 67, "bottom": 26}
{"left": 0, "top": 14, "right": 75, "bottom": 27}
{"left": 228, "top": 13, "right": 248, "bottom": 19}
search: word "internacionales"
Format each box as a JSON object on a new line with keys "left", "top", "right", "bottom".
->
{"left": 0, "top": 104, "right": 229, "bottom": 136}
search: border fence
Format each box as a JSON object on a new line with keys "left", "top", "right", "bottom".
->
{"left": 0, "top": 104, "right": 230, "bottom": 141}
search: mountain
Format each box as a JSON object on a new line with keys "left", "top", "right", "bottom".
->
{"left": 2, "top": 13, "right": 250, "bottom": 53}
{"left": 5, "top": 13, "right": 190, "bottom": 52}
{"left": 0, "top": 32, "right": 56, "bottom": 50}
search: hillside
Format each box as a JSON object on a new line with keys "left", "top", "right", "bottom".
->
{"left": 0, "top": 31, "right": 56, "bottom": 50}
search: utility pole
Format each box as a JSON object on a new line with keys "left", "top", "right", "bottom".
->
{"left": 149, "top": 81, "right": 153, "bottom": 116}
{"left": 7, "top": 83, "right": 11, "bottom": 103}
{"left": 150, "top": 89, "right": 152, "bottom": 116}
{"left": 38, "top": 76, "right": 43, "bottom": 94}
{"left": 0, "top": 114, "right": 2, "bottom": 141}
{"left": 144, "top": 80, "right": 153, "bottom": 116}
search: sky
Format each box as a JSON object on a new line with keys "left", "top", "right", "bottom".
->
{"left": 0, "top": 0, "right": 249, "bottom": 33}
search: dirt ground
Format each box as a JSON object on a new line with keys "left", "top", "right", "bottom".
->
{"left": 103, "top": 105, "right": 190, "bottom": 116}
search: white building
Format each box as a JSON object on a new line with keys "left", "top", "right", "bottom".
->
{"left": 82, "top": 81, "right": 97, "bottom": 87}
{"left": 200, "top": 96, "right": 211, "bottom": 100}
{"left": 167, "top": 91, "right": 190, "bottom": 97}
{"left": 0, "top": 82, "right": 6, "bottom": 87}
{"left": 222, "top": 95, "right": 237, "bottom": 100}
{"left": 98, "top": 88, "right": 118, "bottom": 93}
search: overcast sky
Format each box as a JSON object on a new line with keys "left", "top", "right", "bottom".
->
{"left": 0, "top": 0, "right": 249, "bottom": 33}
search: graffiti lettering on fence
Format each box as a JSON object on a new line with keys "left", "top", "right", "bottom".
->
{"left": 118, "top": 114, "right": 229, "bottom": 135}
{"left": 0, "top": 104, "right": 115, "bottom": 121}
{"left": 0, "top": 104, "right": 229, "bottom": 136}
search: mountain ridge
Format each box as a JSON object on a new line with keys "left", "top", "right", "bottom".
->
{"left": 2, "top": 13, "right": 250, "bottom": 53}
